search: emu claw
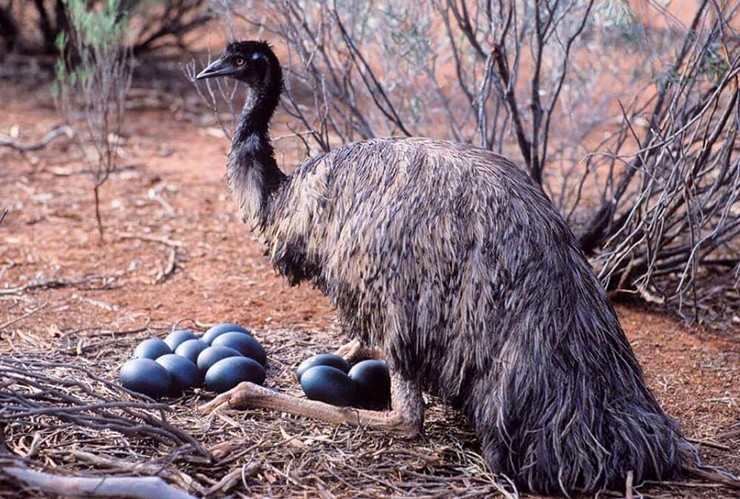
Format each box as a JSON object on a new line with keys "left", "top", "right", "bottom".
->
{"left": 333, "top": 339, "right": 384, "bottom": 363}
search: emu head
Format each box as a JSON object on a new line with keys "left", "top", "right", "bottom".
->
{"left": 196, "top": 40, "right": 281, "bottom": 92}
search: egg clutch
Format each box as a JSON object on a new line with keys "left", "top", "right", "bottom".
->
{"left": 296, "top": 354, "right": 390, "bottom": 410}
{"left": 119, "top": 323, "right": 266, "bottom": 398}
{"left": 119, "top": 324, "right": 391, "bottom": 409}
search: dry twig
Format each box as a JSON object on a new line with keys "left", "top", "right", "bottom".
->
{"left": 155, "top": 247, "right": 178, "bottom": 284}
{"left": 0, "top": 275, "right": 116, "bottom": 295}
{"left": 685, "top": 466, "right": 740, "bottom": 490}
{"left": 118, "top": 232, "right": 183, "bottom": 247}
{"left": 0, "top": 125, "right": 73, "bottom": 152}
{"left": 70, "top": 450, "right": 200, "bottom": 493}
{"left": 1, "top": 459, "right": 195, "bottom": 499}
{"left": 0, "top": 302, "right": 47, "bottom": 332}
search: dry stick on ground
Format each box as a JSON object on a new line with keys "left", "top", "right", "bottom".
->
{"left": 117, "top": 232, "right": 183, "bottom": 247}
{"left": 0, "top": 125, "right": 73, "bottom": 152}
{"left": 116, "top": 232, "right": 181, "bottom": 284}
{"left": 0, "top": 275, "right": 116, "bottom": 295}
{"left": 155, "top": 247, "right": 178, "bottom": 284}
{"left": 715, "top": 427, "right": 740, "bottom": 439}
{"left": 60, "top": 323, "right": 150, "bottom": 339}
{"left": 0, "top": 302, "right": 48, "bottom": 332}
{"left": 1, "top": 460, "right": 195, "bottom": 499}
{"left": 70, "top": 450, "right": 201, "bottom": 493}
{"left": 685, "top": 467, "right": 740, "bottom": 490}
{"left": 203, "top": 460, "right": 262, "bottom": 497}
{"left": 687, "top": 437, "right": 732, "bottom": 452}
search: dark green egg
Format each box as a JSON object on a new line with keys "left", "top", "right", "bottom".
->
{"left": 156, "top": 354, "right": 202, "bottom": 394}
{"left": 175, "top": 339, "right": 209, "bottom": 364}
{"left": 348, "top": 360, "right": 391, "bottom": 409}
{"left": 132, "top": 338, "right": 171, "bottom": 360}
{"left": 202, "top": 323, "right": 252, "bottom": 344}
{"left": 204, "top": 356, "right": 266, "bottom": 393}
{"left": 211, "top": 332, "right": 266, "bottom": 366}
{"left": 300, "top": 365, "right": 357, "bottom": 407}
{"left": 296, "top": 353, "right": 351, "bottom": 381}
{"left": 164, "top": 329, "right": 198, "bottom": 350}
{"left": 196, "top": 345, "right": 243, "bottom": 373}
{"left": 119, "top": 358, "right": 172, "bottom": 399}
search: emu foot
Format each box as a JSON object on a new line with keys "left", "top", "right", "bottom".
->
{"left": 198, "top": 381, "right": 421, "bottom": 438}
{"left": 333, "top": 339, "right": 384, "bottom": 363}
{"left": 199, "top": 381, "right": 278, "bottom": 413}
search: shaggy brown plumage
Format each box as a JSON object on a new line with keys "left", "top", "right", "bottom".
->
{"left": 197, "top": 40, "right": 697, "bottom": 495}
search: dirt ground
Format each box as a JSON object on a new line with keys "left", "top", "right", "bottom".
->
{"left": 0, "top": 58, "right": 738, "bottom": 498}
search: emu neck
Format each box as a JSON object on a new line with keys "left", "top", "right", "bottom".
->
{"left": 227, "top": 89, "right": 286, "bottom": 226}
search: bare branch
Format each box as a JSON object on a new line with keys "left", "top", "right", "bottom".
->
{"left": 2, "top": 462, "right": 195, "bottom": 499}
{"left": 0, "top": 125, "right": 73, "bottom": 152}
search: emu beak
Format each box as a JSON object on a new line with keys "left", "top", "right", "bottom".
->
{"left": 196, "top": 58, "right": 234, "bottom": 80}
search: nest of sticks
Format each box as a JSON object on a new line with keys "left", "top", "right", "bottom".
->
{"left": 0, "top": 327, "right": 515, "bottom": 498}
{"left": 2, "top": 325, "right": 740, "bottom": 498}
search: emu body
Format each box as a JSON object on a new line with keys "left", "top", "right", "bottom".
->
{"left": 198, "top": 41, "right": 696, "bottom": 495}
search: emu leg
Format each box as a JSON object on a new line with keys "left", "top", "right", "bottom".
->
{"left": 333, "top": 339, "right": 384, "bottom": 362}
{"left": 199, "top": 372, "right": 424, "bottom": 437}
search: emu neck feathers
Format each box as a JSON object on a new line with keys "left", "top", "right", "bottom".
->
{"left": 235, "top": 89, "right": 277, "bottom": 138}
{"left": 227, "top": 101, "right": 286, "bottom": 225}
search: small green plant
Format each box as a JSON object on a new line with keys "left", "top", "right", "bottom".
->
{"left": 53, "top": 0, "right": 133, "bottom": 241}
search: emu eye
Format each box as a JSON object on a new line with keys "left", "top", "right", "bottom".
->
{"left": 234, "top": 57, "right": 245, "bottom": 66}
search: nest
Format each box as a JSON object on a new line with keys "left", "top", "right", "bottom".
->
{"left": 0, "top": 328, "right": 512, "bottom": 498}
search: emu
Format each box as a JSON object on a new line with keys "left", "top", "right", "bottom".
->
{"left": 197, "top": 40, "right": 697, "bottom": 495}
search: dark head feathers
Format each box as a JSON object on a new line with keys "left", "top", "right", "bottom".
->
{"left": 226, "top": 39, "right": 273, "bottom": 56}
{"left": 197, "top": 39, "right": 282, "bottom": 94}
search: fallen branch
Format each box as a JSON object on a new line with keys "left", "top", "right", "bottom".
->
{"left": 61, "top": 323, "right": 150, "bottom": 339}
{"left": 0, "top": 209, "right": 7, "bottom": 225}
{"left": 685, "top": 466, "right": 740, "bottom": 490}
{"left": 0, "top": 355, "right": 208, "bottom": 454}
{"left": 203, "top": 460, "right": 261, "bottom": 496}
{"left": 0, "top": 125, "right": 73, "bottom": 152}
{"left": 0, "top": 275, "right": 116, "bottom": 295}
{"left": 687, "top": 437, "right": 732, "bottom": 451}
{"left": 0, "top": 302, "right": 48, "bottom": 331}
{"left": 715, "top": 427, "right": 740, "bottom": 439}
{"left": 118, "top": 232, "right": 183, "bottom": 247}
{"left": 2, "top": 462, "right": 195, "bottom": 499}
{"left": 155, "top": 247, "right": 178, "bottom": 284}
{"left": 71, "top": 450, "right": 201, "bottom": 494}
